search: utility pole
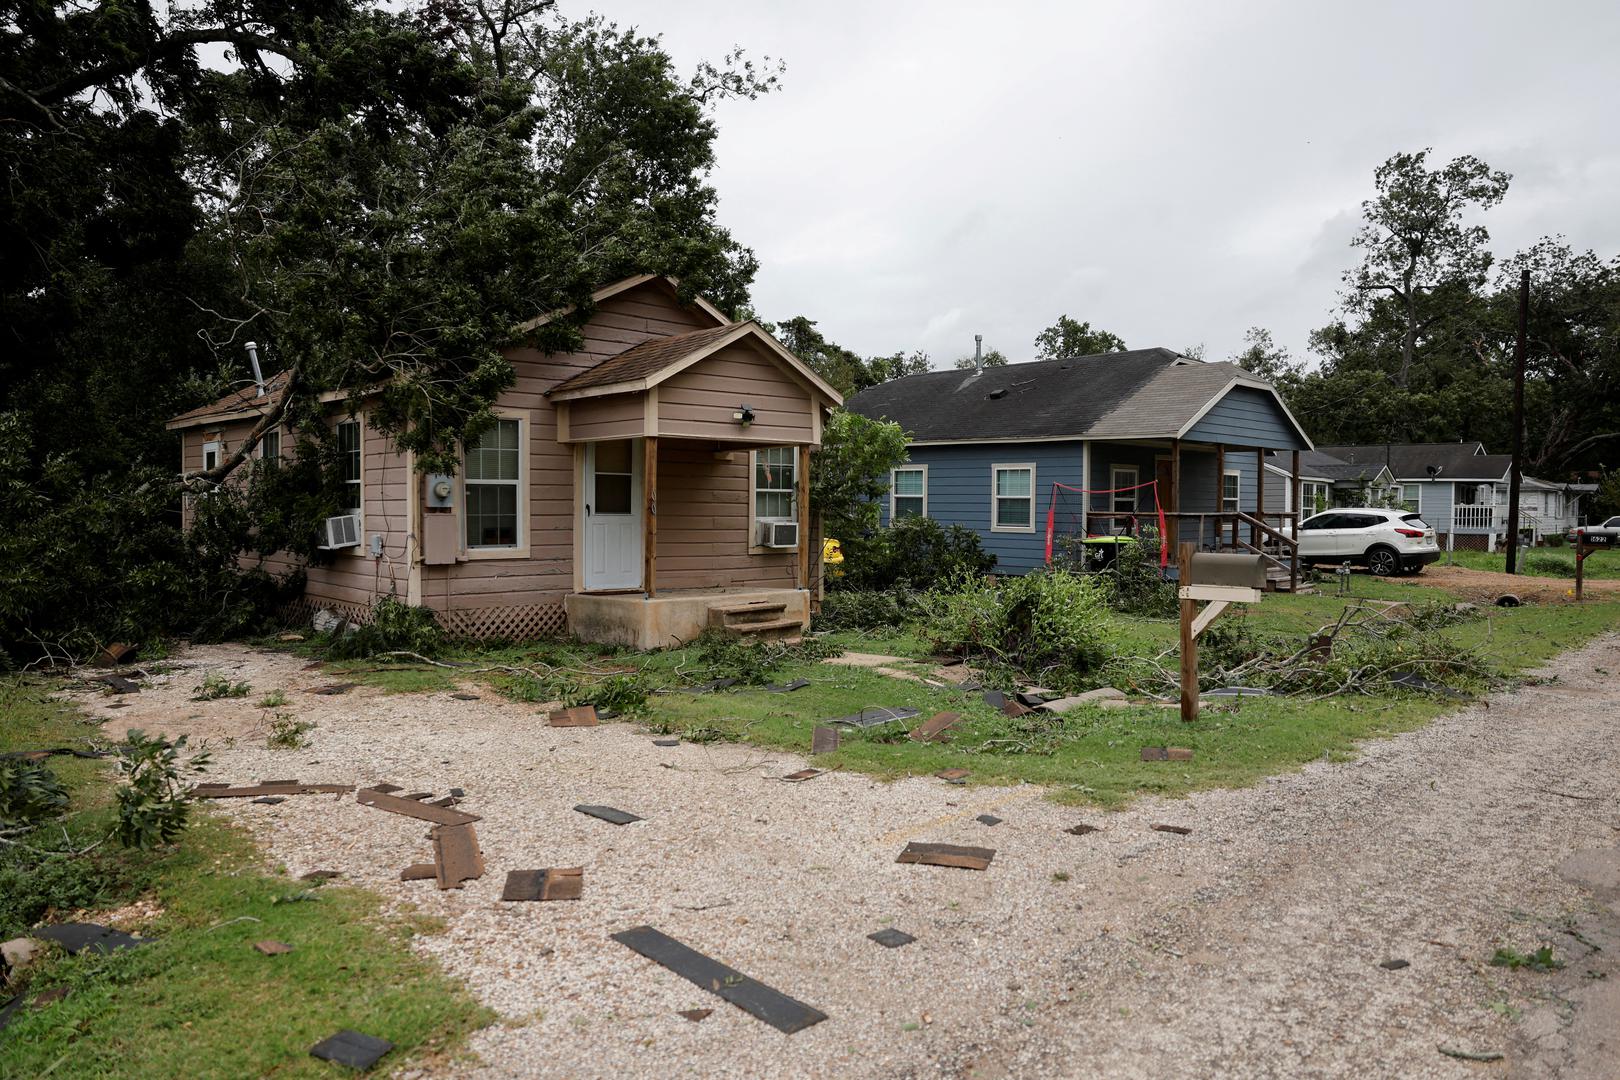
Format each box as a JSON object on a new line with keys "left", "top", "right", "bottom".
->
{"left": 1505, "top": 267, "right": 1528, "bottom": 574}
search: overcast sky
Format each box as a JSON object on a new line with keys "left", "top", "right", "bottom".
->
{"left": 568, "top": 0, "right": 1620, "bottom": 370}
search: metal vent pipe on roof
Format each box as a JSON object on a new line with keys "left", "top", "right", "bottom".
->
{"left": 973, "top": 334, "right": 983, "bottom": 376}
{"left": 246, "top": 341, "right": 266, "bottom": 397}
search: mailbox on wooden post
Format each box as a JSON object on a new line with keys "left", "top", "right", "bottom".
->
{"left": 1572, "top": 529, "right": 1615, "bottom": 601}
{"left": 1178, "top": 546, "right": 1266, "bottom": 722}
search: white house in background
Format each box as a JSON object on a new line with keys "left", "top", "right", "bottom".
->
{"left": 1267, "top": 442, "right": 1596, "bottom": 550}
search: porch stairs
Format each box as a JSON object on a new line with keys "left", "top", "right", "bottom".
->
{"left": 706, "top": 599, "right": 805, "bottom": 643}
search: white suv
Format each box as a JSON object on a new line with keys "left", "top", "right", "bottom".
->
{"left": 1291, "top": 508, "right": 1441, "bottom": 576}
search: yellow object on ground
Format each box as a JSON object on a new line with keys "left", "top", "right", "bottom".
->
{"left": 823, "top": 537, "right": 844, "bottom": 577}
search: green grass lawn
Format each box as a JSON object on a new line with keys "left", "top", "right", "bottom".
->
{"left": 596, "top": 579, "right": 1620, "bottom": 807}
{"left": 263, "top": 576, "right": 1620, "bottom": 811}
{"left": 0, "top": 680, "right": 491, "bottom": 1080}
{"left": 1447, "top": 546, "right": 1620, "bottom": 579}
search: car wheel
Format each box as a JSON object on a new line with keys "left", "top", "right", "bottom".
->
{"left": 1366, "top": 545, "right": 1400, "bottom": 576}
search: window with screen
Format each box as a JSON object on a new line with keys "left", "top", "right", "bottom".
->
{"left": 337, "top": 420, "right": 361, "bottom": 514}
{"left": 993, "top": 465, "right": 1034, "bottom": 530}
{"left": 1110, "top": 466, "right": 1137, "bottom": 513}
{"left": 891, "top": 466, "right": 926, "bottom": 520}
{"left": 465, "top": 418, "right": 521, "bottom": 548}
{"left": 754, "top": 447, "right": 797, "bottom": 520}
{"left": 1222, "top": 471, "right": 1240, "bottom": 513}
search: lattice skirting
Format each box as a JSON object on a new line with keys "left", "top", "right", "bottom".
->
{"left": 1438, "top": 533, "right": 1492, "bottom": 552}
{"left": 281, "top": 596, "right": 371, "bottom": 628}
{"left": 440, "top": 603, "right": 569, "bottom": 641}
{"left": 280, "top": 594, "right": 568, "bottom": 642}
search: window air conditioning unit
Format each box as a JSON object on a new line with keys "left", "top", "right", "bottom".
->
{"left": 320, "top": 513, "right": 362, "bottom": 550}
{"left": 757, "top": 520, "right": 799, "bottom": 549}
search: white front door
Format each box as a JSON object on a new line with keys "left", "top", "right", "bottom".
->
{"left": 584, "top": 439, "right": 643, "bottom": 590}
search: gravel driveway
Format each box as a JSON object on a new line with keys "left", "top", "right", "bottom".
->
{"left": 78, "top": 634, "right": 1620, "bottom": 1079}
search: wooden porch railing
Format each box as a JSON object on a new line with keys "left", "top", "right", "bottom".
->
{"left": 1063, "top": 509, "right": 1302, "bottom": 592}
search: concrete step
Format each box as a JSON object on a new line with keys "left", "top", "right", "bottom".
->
{"left": 718, "top": 617, "right": 804, "bottom": 643}
{"left": 707, "top": 600, "right": 789, "bottom": 630}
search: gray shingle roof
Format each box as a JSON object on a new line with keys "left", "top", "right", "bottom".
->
{"left": 846, "top": 349, "right": 1295, "bottom": 443}
{"left": 1316, "top": 444, "right": 1511, "bottom": 481}
{"left": 1083, "top": 361, "right": 1257, "bottom": 438}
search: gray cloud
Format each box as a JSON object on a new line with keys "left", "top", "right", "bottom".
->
{"left": 575, "top": 0, "right": 1620, "bottom": 368}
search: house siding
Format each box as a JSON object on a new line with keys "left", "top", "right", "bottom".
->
{"left": 424, "top": 280, "right": 722, "bottom": 623}
{"left": 174, "top": 277, "right": 821, "bottom": 637}
{"left": 1182, "top": 387, "right": 1309, "bottom": 450}
{"left": 878, "top": 442, "right": 1086, "bottom": 574}
{"left": 657, "top": 340, "right": 814, "bottom": 445}
{"left": 878, "top": 441, "right": 1288, "bottom": 574}
{"left": 654, "top": 444, "right": 796, "bottom": 591}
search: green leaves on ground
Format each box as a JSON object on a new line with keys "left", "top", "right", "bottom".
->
{"left": 113, "top": 730, "right": 209, "bottom": 851}
{"left": 1491, "top": 946, "right": 1563, "bottom": 972}
{"left": 0, "top": 756, "right": 69, "bottom": 831}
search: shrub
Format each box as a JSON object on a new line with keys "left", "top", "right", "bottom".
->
{"left": 1522, "top": 551, "right": 1575, "bottom": 578}
{"left": 838, "top": 517, "right": 996, "bottom": 591}
{"left": 1052, "top": 528, "right": 1176, "bottom": 617}
{"left": 192, "top": 672, "right": 251, "bottom": 700}
{"left": 266, "top": 712, "right": 315, "bottom": 749}
{"left": 0, "top": 757, "right": 69, "bottom": 831}
{"left": 325, "top": 595, "right": 445, "bottom": 659}
{"left": 920, "top": 569, "right": 1111, "bottom": 689}
{"left": 812, "top": 589, "right": 917, "bottom": 632}
{"left": 687, "top": 629, "right": 839, "bottom": 685}
{"left": 113, "top": 729, "right": 210, "bottom": 850}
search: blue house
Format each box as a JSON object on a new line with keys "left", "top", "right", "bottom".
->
{"left": 845, "top": 349, "right": 1315, "bottom": 589}
{"left": 1268, "top": 443, "right": 1597, "bottom": 550}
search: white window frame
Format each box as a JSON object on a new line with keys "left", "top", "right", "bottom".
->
{"left": 336, "top": 418, "right": 363, "bottom": 517}
{"left": 1400, "top": 483, "right": 1421, "bottom": 513}
{"left": 201, "top": 440, "right": 221, "bottom": 472}
{"left": 461, "top": 410, "right": 529, "bottom": 559}
{"left": 991, "top": 463, "right": 1037, "bottom": 533}
{"left": 751, "top": 447, "right": 798, "bottom": 523}
{"left": 256, "top": 428, "right": 280, "bottom": 462}
{"left": 1222, "top": 470, "right": 1241, "bottom": 514}
{"left": 1109, "top": 465, "right": 1138, "bottom": 514}
{"left": 890, "top": 465, "right": 928, "bottom": 521}
{"left": 1302, "top": 481, "right": 1331, "bottom": 513}
{"left": 748, "top": 446, "right": 800, "bottom": 555}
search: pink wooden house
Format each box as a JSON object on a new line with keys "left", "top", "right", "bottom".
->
{"left": 168, "top": 275, "right": 843, "bottom": 647}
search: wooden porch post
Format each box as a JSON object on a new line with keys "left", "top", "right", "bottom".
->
{"left": 797, "top": 444, "right": 812, "bottom": 589}
{"left": 1290, "top": 448, "right": 1301, "bottom": 593}
{"left": 1255, "top": 447, "right": 1266, "bottom": 552}
{"left": 1214, "top": 444, "right": 1226, "bottom": 549}
{"left": 1169, "top": 438, "right": 1182, "bottom": 550}
{"left": 643, "top": 436, "right": 658, "bottom": 598}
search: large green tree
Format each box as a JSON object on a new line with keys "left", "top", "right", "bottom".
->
{"left": 1342, "top": 149, "right": 1510, "bottom": 389}
{"left": 1033, "top": 315, "right": 1127, "bottom": 358}
{"left": 0, "top": 0, "right": 778, "bottom": 656}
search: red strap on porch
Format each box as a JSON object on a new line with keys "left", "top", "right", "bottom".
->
{"left": 1044, "top": 481, "right": 1169, "bottom": 569}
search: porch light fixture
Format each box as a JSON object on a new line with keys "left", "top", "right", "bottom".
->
{"left": 732, "top": 404, "right": 755, "bottom": 428}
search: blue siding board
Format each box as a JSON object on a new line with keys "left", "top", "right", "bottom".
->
{"left": 1183, "top": 387, "right": 1307, "bottom": 450}
{"left": 880, "top": 442, "right": 1085, "bottom": 574}
{"left": 864, "top": 381, "right": 1306, "bottom": 573}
